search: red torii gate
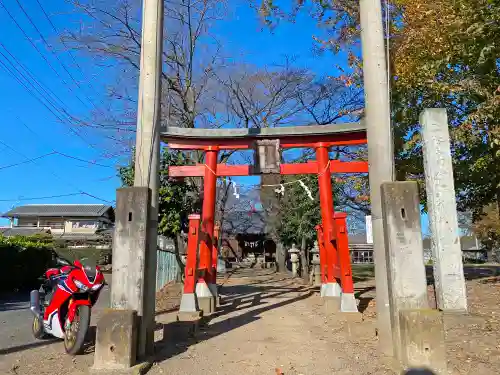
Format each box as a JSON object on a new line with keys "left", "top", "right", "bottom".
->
{"left": 164, "top": 124, "right": 367, "bottom": 314}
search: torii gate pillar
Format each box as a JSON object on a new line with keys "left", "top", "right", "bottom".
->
{"left": 196, "top": 147, "right": 218, "bottom": 314}
{"left": 316, "top": 144, "right": 341, "bottom": 299}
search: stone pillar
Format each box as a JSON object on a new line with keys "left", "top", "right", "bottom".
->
{"left": 381, "top": 182, "right": 430, "bottom": 360}
{"left": 421, "top": 108, "right": 467, "bottom": 312}
{"left": 288, "top": 244, "right": 300, "bottom": 277}
{"left": 111, "top": 187, "right": 153, "bottom": 360}
{"left": 310, "top": 241, "right": 321, "bottom": 286}
{"left": 275, "top": 242, "right": 285, "bottom": 272}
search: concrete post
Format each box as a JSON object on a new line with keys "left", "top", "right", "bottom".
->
{"left": 399, "top": 309, "right": 447, "bottom": 374}
{"left": 421, "top": 109, "right": 467, "bottom": 313}
{"left": 360, "top": 0, "right": 395, "bottom": 354}
{"left": 111, "top": 187, "right": 151, "bottom": 360}
{"left": 380, "top": 182, "right": 430, "bottom": 361}
{"left": 132, "top": 0, "right": 164, "bottom": 357}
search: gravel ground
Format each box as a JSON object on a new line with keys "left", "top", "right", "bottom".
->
{"left": 148, "top": 269, "right": 394, "bottom": 375}
{"left": 1, "top": 266, "right": 499, "bottom": 375}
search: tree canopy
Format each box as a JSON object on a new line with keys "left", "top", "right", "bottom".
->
{"left": 118, "top": 148, "right": 199, "bottom": 238}
{"left": 257, "top": 0, "right": 500, "bottom": 238}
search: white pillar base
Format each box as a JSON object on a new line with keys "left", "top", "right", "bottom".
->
{"left": 179, "top": 293, "right": 198, "bottom": 313}
{"left": 321, "top": 282, "right": 342, "bottom": 297}
{"left": 320, "top": 283, "right": 327, "bottom": 297}
{"left": 195, "top": 281, "right": 213, "bottom": 298}
{"left": 196, "top": 281, "right": 215, "bottom": 314}
{"left": 340, "top": 292, "right": 358, "bottom": 312}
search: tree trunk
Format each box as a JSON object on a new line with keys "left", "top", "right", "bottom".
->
{"left": 275, "top": 242, "right": 285, "bottom": 273}
{"left": 174, "top": 233, "right": 185, "bottom": 282}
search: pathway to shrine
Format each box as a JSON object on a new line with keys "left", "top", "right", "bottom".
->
{"left": 151, "top": 267, "right": 391, "bottom": 375}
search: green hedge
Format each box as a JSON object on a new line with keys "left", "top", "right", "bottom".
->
{"left": 0, "top": 235, "right": 58, "bottom": 293}
{"left": 55, "top": 247, "right": 111, "bottom": 266}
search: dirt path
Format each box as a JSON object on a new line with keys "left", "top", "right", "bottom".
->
{"left": 150, "top": 268, "right": 392, "bottom": 375}
{"left": 1, "top": 266, "right": 499, "bottom": 375}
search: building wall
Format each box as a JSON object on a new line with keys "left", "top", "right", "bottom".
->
{"left": 16, "top": 216, "right": 105, "bottom": 234}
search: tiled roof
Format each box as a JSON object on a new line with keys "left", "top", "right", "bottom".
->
{"left": 2, "top": 204, "right": 113, "bottom": 218}
{"left": 0, "top": 227, "right": 51, "bottom": 237}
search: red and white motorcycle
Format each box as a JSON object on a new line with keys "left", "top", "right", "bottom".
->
{"left": 30, "top": 257, "right": 105, "bottom": 355}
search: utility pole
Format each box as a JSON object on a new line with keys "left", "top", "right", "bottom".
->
{"left": 359, "top": 0, "right": 395, "bottom": 356}
{"left": 133, "top": 0, "right": 164, "bottom": 356}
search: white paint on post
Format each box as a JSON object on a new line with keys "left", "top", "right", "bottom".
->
{"left": 322, "top": 282, "right": 342, "bottom": 297}
{"left": 179, "top": 293, "right": 199, "bottom": 313}
{"left": 381, "top": 182, "right": 429, "bottom": 361}
{"left": 421, "top": 109, "right": 468, "bottom": 312}
{"left": 365, "top": 215, "right": 373, "bottom": 244}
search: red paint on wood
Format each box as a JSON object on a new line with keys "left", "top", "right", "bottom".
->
{"left": 333, "top": 212, "right": 354, "bottom": 294}
{"left": 184, "top": 214, "right": 200, "bottom": 293}
{"left": 169, "top": 161, "right": 368, "bottom": 177}
{"left": 198, "top": 150, "right": 218, "bottom": 286}
{"left": 316, "top": 145, "right": 340, "bottom": 284}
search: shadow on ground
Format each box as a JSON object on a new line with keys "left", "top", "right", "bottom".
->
{"left": 0, "top": 337, "right": 60, "bottom": 356}
{"left": 153, "top": 277, "right": 314, "bottom": 363}
{"left": 426, "top": 265, "right": 500, "bottom": 286}
{"left": 352, "top": 264, "right": 500, "bottom": 286}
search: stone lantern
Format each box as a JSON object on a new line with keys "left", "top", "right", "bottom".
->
{"left": 309, "top": 241, "right": 321, "bottom": 286}
{"left": 288, "top": 244, "right": 300, "bottom": 277}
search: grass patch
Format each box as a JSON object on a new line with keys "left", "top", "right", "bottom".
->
{"left": 352, "top": 264, "right": 375, "bottom": 282}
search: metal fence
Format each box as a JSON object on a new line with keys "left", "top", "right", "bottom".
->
{"left": 156, "top": 236, "right": 180, "bottom": 291}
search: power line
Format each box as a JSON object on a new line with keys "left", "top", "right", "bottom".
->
{"left": 0, "top": 1, "right": 108, "bottom": 152}
{"left": 11, "top": 0, "right": 100, "bottom": 113}
{"left": 0, "top": 49, "right": 98, "bottom": 151}
{"left": 0, "top": 138, "right": 113, "bottom": 204}
{"left": 54, "top": 152, "right": 114, "bottom": 168}
{"left": 0, "top": 152, "right": 56, "bottom": 171}
{"left": 0, "top": 43, "right": 68, "bottom": 114}
{"left": 14, "top": 115, "right": 117, "bottom": 168}
{"left": 0, "top": 43, "right": 134, "bottom": 150}
{"left": 0, "top": 192, "right": 114, "bottom": 203}
{"left": 34, "top": 0, "right": 106, "bottom": 111}
{"left": 0, "top": 193, "right": 82, "bottom": 202}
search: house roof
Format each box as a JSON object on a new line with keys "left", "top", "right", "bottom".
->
{"left": 0, "top": 227, "right": 51, "bottom": 237}
{"left": 2, "top": 204, "right": 114, "bottom": 219}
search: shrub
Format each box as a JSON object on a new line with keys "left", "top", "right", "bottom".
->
{"left": 0, "top": 235, "right": 57, "bottom": 293}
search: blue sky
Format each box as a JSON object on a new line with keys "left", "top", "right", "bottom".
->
{"left": 0, "top": 0, "right": 430, "bottom": 234}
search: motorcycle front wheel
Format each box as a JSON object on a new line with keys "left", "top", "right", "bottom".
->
{"left": 64, "top": 305, "right": 91, "bottom": 355}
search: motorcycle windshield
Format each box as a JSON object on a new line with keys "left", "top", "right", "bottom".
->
{"left": 83, "top": 265, "right": 97, "bottom": 283}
